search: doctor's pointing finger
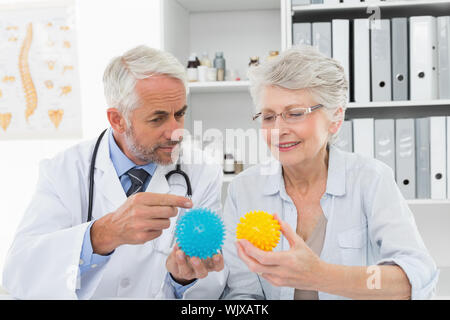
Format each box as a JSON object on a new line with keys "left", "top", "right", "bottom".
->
{"left": 90, "top": 192, "right": 193, "bottom": 256}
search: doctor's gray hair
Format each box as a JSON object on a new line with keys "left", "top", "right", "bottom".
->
{"left": 248, "top": 45, "right": 348, "bottom": 143}
{"left": 103, "top": 45, "right": 187, "bottom": 123}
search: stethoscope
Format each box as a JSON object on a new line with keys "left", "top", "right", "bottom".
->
{"left": 87, "top": 129, "right": 193, "bottom": 255}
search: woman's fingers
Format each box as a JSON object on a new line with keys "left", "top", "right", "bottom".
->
{"left": 273, "top": 213, "right": 301, "bottom": 249}
{"left": 238, "top": 239, "right": 282, "bottom": 266}
{"left": 236, "top": 240, "right": 279, "bottom": 275}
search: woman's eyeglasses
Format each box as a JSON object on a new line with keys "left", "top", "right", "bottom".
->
{"left": 252, "top": 104, "right": 324, "bottom": 125}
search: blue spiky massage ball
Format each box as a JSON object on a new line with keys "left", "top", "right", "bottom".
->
{"left": 175, "top": 208, "right": 225, "bottom": 260}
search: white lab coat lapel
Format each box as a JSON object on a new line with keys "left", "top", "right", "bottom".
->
{"left": 93, "top": 129, "right": 127, "bottom": 218}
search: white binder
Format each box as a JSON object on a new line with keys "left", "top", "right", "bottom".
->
{"left": 415, "top": 118, "right": 431, "bottom": 199}
{"left": 292, "top": 23, "right": 312, "bottom": 46}
{"left": 335, "top": 120, "right": 353, "bottom": 152}
{"left": 332, "top": 19, "right": 350, "bottom": 96}
{"left": 312, "top": 22, "right": 332, "bottom": 58}
{"left": 353, "top": 118, "right": 374, "bottom": 158}
{"left": 395, "top": 119, "right": 416, "bottom": 199}
{"left": 438, "top": 17, "right": 450, "bottom": 99}
{"left": 430, "top": 117, "right": 447, "bottom": 199}
{"left": 391, "top": 18, "right": 409, "bottom": 101}
{"left": 323, "top": 0, "right": 339, "bottom": 3}
{"left": 375, "top": 119, "right": 396, "bottom": 176}
{"left": 371, "top": 19, "right": 392, "bottom": 102}
{"left": 353, "top": 19, "right": 371, "bottom": 103}
{"left": 410, "top": 16, "right": 439, "bottom": 100}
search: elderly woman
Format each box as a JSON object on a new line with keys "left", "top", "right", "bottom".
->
{"left": 220, "top": 46, "right": 439, "bottom": 300}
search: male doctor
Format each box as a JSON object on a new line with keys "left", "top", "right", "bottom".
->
{"left": 2, "top": 45, "right": 227, "bottom": 299}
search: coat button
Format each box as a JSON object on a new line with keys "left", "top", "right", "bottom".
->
{"left": 120, "top": 278, "right": 130, "bottom": 288}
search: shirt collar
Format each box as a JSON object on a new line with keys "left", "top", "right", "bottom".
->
{"left": 108, "top": 128, "right": 157, "bottom": 178}
{"left": 263, "top": 145, "right": 346, "bottom": 197}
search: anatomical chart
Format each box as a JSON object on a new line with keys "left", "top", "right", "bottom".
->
{"left": 0, "top": 1, "right": 81, "bottom": 139}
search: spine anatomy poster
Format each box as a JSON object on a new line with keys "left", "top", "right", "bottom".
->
{"left": 0, "top": 0, "right": 81, "bottom": 139}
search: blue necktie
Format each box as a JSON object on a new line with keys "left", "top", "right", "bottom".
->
{"left": 125, "top": 168, "right": 149, "bottom": 197}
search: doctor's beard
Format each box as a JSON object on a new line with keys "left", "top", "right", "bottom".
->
{"left": 124, "top": 124, "right": 182, "bottom": 165}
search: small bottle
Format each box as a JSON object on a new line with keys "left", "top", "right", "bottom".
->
{"left": 234, "top": 159, "right": 243, "bottom": 174}
{"left": 214, "top": 52, "right": 226, "bottom": 81}
{"left": 267, "top": 51, "right": 279, "bottom": 61}
{"left": 187, "top": 53, "right": 198, "bottom": 82}
{"left": 223, "top": 153, "right": 235, "bottom": 174}
{"left": 194, "top": 54, "right": 201, "bottom": 67}
{"left": 200, "top": 52, "right": 212, "bottom": 67}
{"left": 249, "top": 56, "right": 260, "bottom": 67}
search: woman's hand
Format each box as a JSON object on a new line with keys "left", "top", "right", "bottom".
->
{"left": 236, "top": 214, "right": 325, "bottom": 291}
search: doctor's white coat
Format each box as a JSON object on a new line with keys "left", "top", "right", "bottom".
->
{"left": 2, "top": 129, "right": 228, "bottom": 299}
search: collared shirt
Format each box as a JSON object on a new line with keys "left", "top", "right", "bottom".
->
{"left": 221, "top": 145, "right": 440, "bottom": 300}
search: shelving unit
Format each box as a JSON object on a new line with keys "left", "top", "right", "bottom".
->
{"left": 162, "top": 0, "right": 450, "bottom": 297}
{"left": 188, "top": 81, "right": 250, "bottom": 93}
{"left": 161, "top": 0, "right": 281, "bottom": 167}
{"left": 292, "top": 0, "right": 450, "bottom": 15}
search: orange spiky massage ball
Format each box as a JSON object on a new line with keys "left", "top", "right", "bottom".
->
{"left": 236, "top": 210, "right": 281, "bottom": 251}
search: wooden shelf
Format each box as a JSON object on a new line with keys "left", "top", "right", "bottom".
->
{"left": 188, "top": 81, "right": 250, "bottom": 94}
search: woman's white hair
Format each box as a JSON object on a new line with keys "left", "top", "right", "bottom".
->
{"left": 248, "top": 45, "right": 348, "bottom": 143}
{"left": 103, "top": 45, "right": 187, "bottom": 123}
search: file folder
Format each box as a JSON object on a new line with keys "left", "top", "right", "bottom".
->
{"left": 312, "top": 22, "right": 332, "bottom": 58}
{"left": 335, "top": 120, "right": 353, "bottom": 152}
{"left": 292, "top": 23, "right": 312, "bottom": 46}
{"left": 415, "top": 118, "right": 431, "bottom": 199}
{"left": 371, "top": 19, "right": 392, "bottom": 102}
{"left": 430, "top": 117, "right": 447, "bottom": 199}
{"left": 353, "top": 19, "right": 371, "bottom": 103}
{"left": 375, "top": 119, "right": 396, "bottom": 176}
{"left": 395, "top": 119, "right": 416, "bottom": 199}
{"left": 353, "top": 118, "right": 374, "bottom": 158}
{"left": 410, "top": 16, "right": 439, "bottom": 100}
{"left": 438, "top": 17, "right": 450, "bottom": 99}
{"left": 391, "top": 18, "right": 409, "bottom": 101}
{"left": 332, "top": 19, "right": 350, "bottom": 100}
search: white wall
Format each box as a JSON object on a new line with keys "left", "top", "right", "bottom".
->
{"left": 0, "top": 0, "right": 161, "bottom": 276}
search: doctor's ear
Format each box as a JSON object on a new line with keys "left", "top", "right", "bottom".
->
{"left": 107, "top": 108, "right": 127, "bottom": 134}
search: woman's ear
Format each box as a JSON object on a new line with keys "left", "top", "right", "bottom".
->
{"left": 107, "top": 108, "right": 127, "bottom": 134}
{"left": 329, "top": 107, "right": 344, "bottom": 135}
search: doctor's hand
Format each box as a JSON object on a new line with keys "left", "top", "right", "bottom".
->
{"left": 166, "top": 244, "right": 224, "bottom": 285}
{"left": 90, "top": 192, "right": 193, "bottom": 255}
{"left": 236, "top": 214, "right": 324, "bottom": 291}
